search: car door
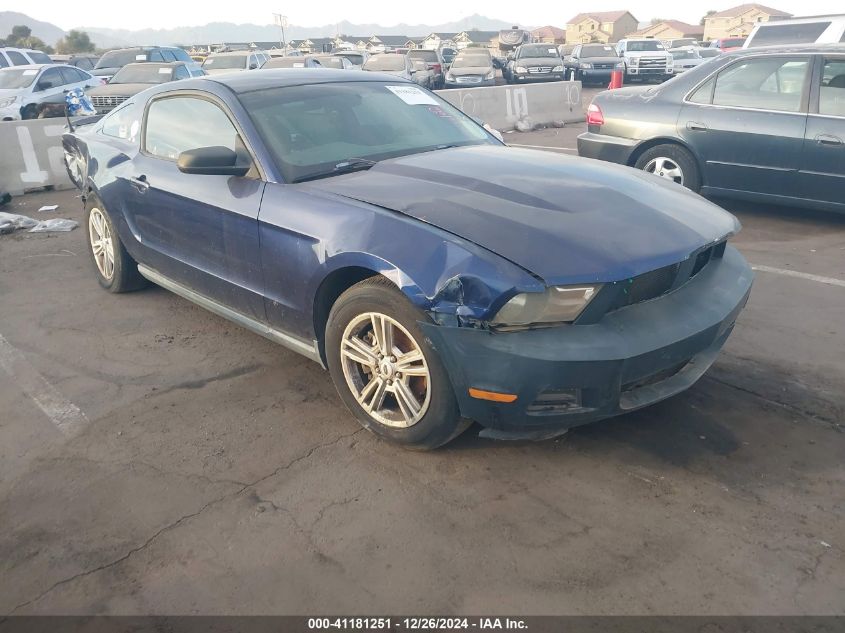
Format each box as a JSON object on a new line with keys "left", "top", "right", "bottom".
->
{"left": 127, "top": 93, "right": 267, "bottom": 320}
{"left": 800, "top": 56, "right": 845, "bottom": 208}
{"left": 678, "top": 55, "right": 811, "bottom": 198}
{"left": 32, "top": 66, "right": 66, "bottom": 106}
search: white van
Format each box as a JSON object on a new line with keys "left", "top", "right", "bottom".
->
{"left": 0, "top": 47, "right": 54, "bottom": 68}
{"left": 744, "top": 15, "right": 845, "bottom": 48}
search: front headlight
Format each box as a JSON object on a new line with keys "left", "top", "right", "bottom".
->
{"left": 553, "top": 65, "right": 564, "bottom": 72}
{"left": 491, "top": 285, "right": 602, "bottom": 327}
{"left": 579, "top": 62, "right": 592, "bottom": 69}
{"left": 666, "top": 54, "right": 673, "bottom": 64}
{"left": 515, "top": 65, "right": 527, "bottom": 73}
{"left": 614, "top": 62, "right": 625, "bottom": 69}
{"left": 629, "top": 57, "right": 639, "bottom": 66}
{"left": 0, "top": 96, "right": 18, "bottom": 109}
{"left": 445, "top": 72, "right": 454, "bottom": 81}
{"left": 485, "top": 70, "right": 495, "bottom": 80}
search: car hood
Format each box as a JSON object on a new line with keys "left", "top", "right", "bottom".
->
{"left": 580, "top": 56, "right": 621, "bottom": 64}
{"left": 203, "top": 68, "right": 244, "bottom": 75}
{"left": 0, "top": 88, "right": 25, "bottom": 98}
{"left": 517, "top": 56, "right": 562, "bottom": 66}
{"left": 86, "top": 82, "right": 152, "bottom": 96}
{"left": 627, "top": 51, "right": 670, "bottom": 57}
{"left": 92, "top": 67, "right": 119, "bottom": 76}
{"left": 449, "top": 65, "right": 492, "bottom": 76}
{"left": 302, "top": 146, "right": 740, "bottom": 285}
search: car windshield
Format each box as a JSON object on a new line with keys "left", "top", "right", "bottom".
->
{"left": 241, "top": 82, "right": 496, "bottom": 183}
{"left": 203, "top": 55, "right": 247, "bottom": 69}
{"left": 265, "top": 57, "right": 311, "bottom": 68}
{"left": 672, "top": 39, "right": 697, "bottom": 47}
{"left": 581, "top": 45, "right": 618, "bottom": 58}
{"left": 338, "top": 53, "right": 363, "bottom": 65}
{"left": 313, "top": 57, "right": 344, "bottom": 69}
{"left": 96, "top": 49, "right": 147, "bottom": 69}
{"left": 111, "top": 64, "right": 176, "bottom": 83}
{"left": 0, "top": 67, "right": 38, "bottom": 88}
{"left": 451, "top": 54, "right": 490, "bottom": 68}
{"left": 671, "top": 50, "right": 697, "bottom": 60}
{"left": 363, "top": 55, "right": 405, "bottom": 71}
{"left": 722, "top": 38, "right": 745, "bottom": 47}
{"left": 699, "top": 49, "right": 721, "bottom": 57}
{"left": 409, "top": 51, "right": 438, "bottom": 62}
{"left": 626, "top": 41, "right": 665, "bottom": 51}
{"left": 520, "top": 45, "right": 559, "bottom": 58}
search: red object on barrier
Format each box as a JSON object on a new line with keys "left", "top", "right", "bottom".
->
{"left": 608, "top": 70, "right": 623, "bottom": 90}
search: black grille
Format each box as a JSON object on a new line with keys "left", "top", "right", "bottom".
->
{"left": 622, "top": 361, "right": 689, "bottom": 393}
{"left": 606, "top": 241, "right": 727, "bottom": 313}
{"left": 623, "top": 263, "right": 678, "bottom": 306}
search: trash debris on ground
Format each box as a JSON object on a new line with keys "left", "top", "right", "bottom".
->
{"left": 29, "top": 218, "right": 79, "bottom": 233}
{"left": 38, "top": 205, "right": 59, "bottom": 212}
{"left": 0, "top": 212, "right": 38, "bottom": 234}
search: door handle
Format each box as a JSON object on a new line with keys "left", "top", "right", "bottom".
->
{"left": 686, "top": 121, "right": 708, "bottom": 131}
{"left": 816, "top": 134, "right": 843, "bottom": 146}
{"left": 130, "top": 175, "right": 149, "bottom": 193}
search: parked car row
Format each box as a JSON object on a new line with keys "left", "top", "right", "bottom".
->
{"left": 0, "top": 64, "right": 100, "bottom": 121}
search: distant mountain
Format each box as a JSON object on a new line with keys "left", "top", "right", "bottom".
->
{"left": 80, "top": 13, "right": 525, "bottom": 47}
{"left": 0, "top": 11, "right": 66, "bottom": 45}
{"left": 1, "top": 12, "right": 529, "bottom": 51}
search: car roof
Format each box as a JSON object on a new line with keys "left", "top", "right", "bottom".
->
{"left": 0, "top": 63, "right": 52, "bottom": 71}
{"left": 725, "top": 43, "right": 845, "bottom": 55}
{"left": 208, "top": 51, "right": 252, "bottom": 57}
{"left": 201, "top": 68, "right": 411, "bottom": 93}
{"left": 122, "top": 61, "right": 185, "bottom": 68}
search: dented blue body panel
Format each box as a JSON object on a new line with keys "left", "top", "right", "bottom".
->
{"left": 62, "top": 71, "right": 753, "bottom": 432}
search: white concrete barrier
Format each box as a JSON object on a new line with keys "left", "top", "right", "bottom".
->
{"left": 439, "top": 80, "right": 584, "bottom": 132}
{"left": 0, "top": 119, "right": 73, "bottom": 196}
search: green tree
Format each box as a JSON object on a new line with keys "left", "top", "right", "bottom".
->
{"left": 700, "top": 10, "right": 717, "bottom": 26}
{"left": 56, "top": 30, "right": 96, "bottom": 54}
{"left": 1, "top": 25, "right": 54, "bottom": 53}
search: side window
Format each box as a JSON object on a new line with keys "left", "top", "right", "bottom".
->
{"left": 819, "top": 59, "right": 845, "bottom": 117}
{"left": 144, "top": 96, "right": 245, "bottom": 163}
{"left": 102, "top": 102, "right": 141, "bottom": 141}
{"left": 712, "top": 57, "right": 809, "bottom": 112}
{"left": 149, "top": 50, "right": 164, "bottom": 62}
{"left": 38, "top": 67, "right": 64, "bottom": 89}
{"left": 8, "top": 51, "right": 28, "bottom": 65}
{"left": 58, "top": 67, "right": 78, "bottom": 84}
{"left": 173, "top": 65, "right": 190, "bottom": 80}
{"left": 172, "top": 49, "right": 191, "bottom": 62}
{"left": 0, "top": 54, "right": 9, "bottom": 68}
{"left": 688, "top": 76, "right": 716, "bottom": 104}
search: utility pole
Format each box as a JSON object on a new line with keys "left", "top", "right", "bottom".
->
{"left": 273, "top": 13, "right": 287, "bottom": 52}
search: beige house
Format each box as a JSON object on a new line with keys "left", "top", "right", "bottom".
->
{"left": 565, "top": 11, "right": 639, "bottom": 44}
{"left": 703, "top": 3, "right": 792, "bottom": 41}
{"left": 531, "top": 26, "right": 567, "bottom": 45}
{"left": 629, "top": 20, "right": 704, "bottom": 41}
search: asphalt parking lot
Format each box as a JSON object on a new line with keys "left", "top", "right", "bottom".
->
{"left": 1, "top": 121, "right": 843, "bottom": 615}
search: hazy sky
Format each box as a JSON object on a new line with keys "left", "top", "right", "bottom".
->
{"left": 23, "top": 0, "right": 841, "bottom": 31}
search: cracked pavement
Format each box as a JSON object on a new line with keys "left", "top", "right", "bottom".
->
{"left": 0, "top": 170, "right": 843, "bottom": 615}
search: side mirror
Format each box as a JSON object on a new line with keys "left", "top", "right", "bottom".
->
{"left": 177, "top": 146, "right": 249, "bottom": 177}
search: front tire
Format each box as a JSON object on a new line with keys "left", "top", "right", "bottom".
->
{"left": 326, "top": 277, "right": 468, "bottom": 450}
{"left": 84, "top": 196, "right": 147, "bottom": 293}
{"left": 634, "top": 144, "right": 701, "bottom": 193}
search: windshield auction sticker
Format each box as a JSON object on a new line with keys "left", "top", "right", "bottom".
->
{"left": 386, "top": 85, "right": 438, "bottom": 106}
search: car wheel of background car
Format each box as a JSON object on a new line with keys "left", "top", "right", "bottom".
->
{"left": 326, "top": 276, "right": 469, "bottom": 450}
{"left": 84, "top": 197, "right": 148, "bottom": 293}
{"left": 635, "top": 144, "right": 701, "bottom": 193}
{"left": 21, "top": 104, "right": 38, "bottom": 120}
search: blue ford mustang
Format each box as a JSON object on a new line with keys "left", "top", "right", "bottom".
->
{"left": 63, "top": 69, "right": 753, "bottom": 449}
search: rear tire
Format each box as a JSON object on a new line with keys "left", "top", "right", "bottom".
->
{"left": 84, "top": 196, "right": 148, "bottom": 293}
{"left": 326, "top": 277, "right": 469, "bottom": 450}
{"left": 634, "top": 144, "right": 701, "bottom": 193}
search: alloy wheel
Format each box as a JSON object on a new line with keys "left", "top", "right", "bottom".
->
{"left": 340, "top": 312, "right": 431, "bottom": 428}
{"left": 88, "top": 208, "right": 115, "bottom": 280}
{"left": 643, "top": 157, "right": 685, "bottom": 186}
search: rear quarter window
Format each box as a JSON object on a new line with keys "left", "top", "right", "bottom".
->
{"left": 101, "top": 102, "right": 142, "bottom": 142}
{"left": 749, "top": 22, "right": 831, "bottom": 46}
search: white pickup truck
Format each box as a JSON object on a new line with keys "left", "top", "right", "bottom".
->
{"left": 615, "top": 39, "right": 673, "bottom": 82}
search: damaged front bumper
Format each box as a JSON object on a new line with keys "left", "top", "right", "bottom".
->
{"left": 420, "top": 245, "right": 753, "bottom": 433}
